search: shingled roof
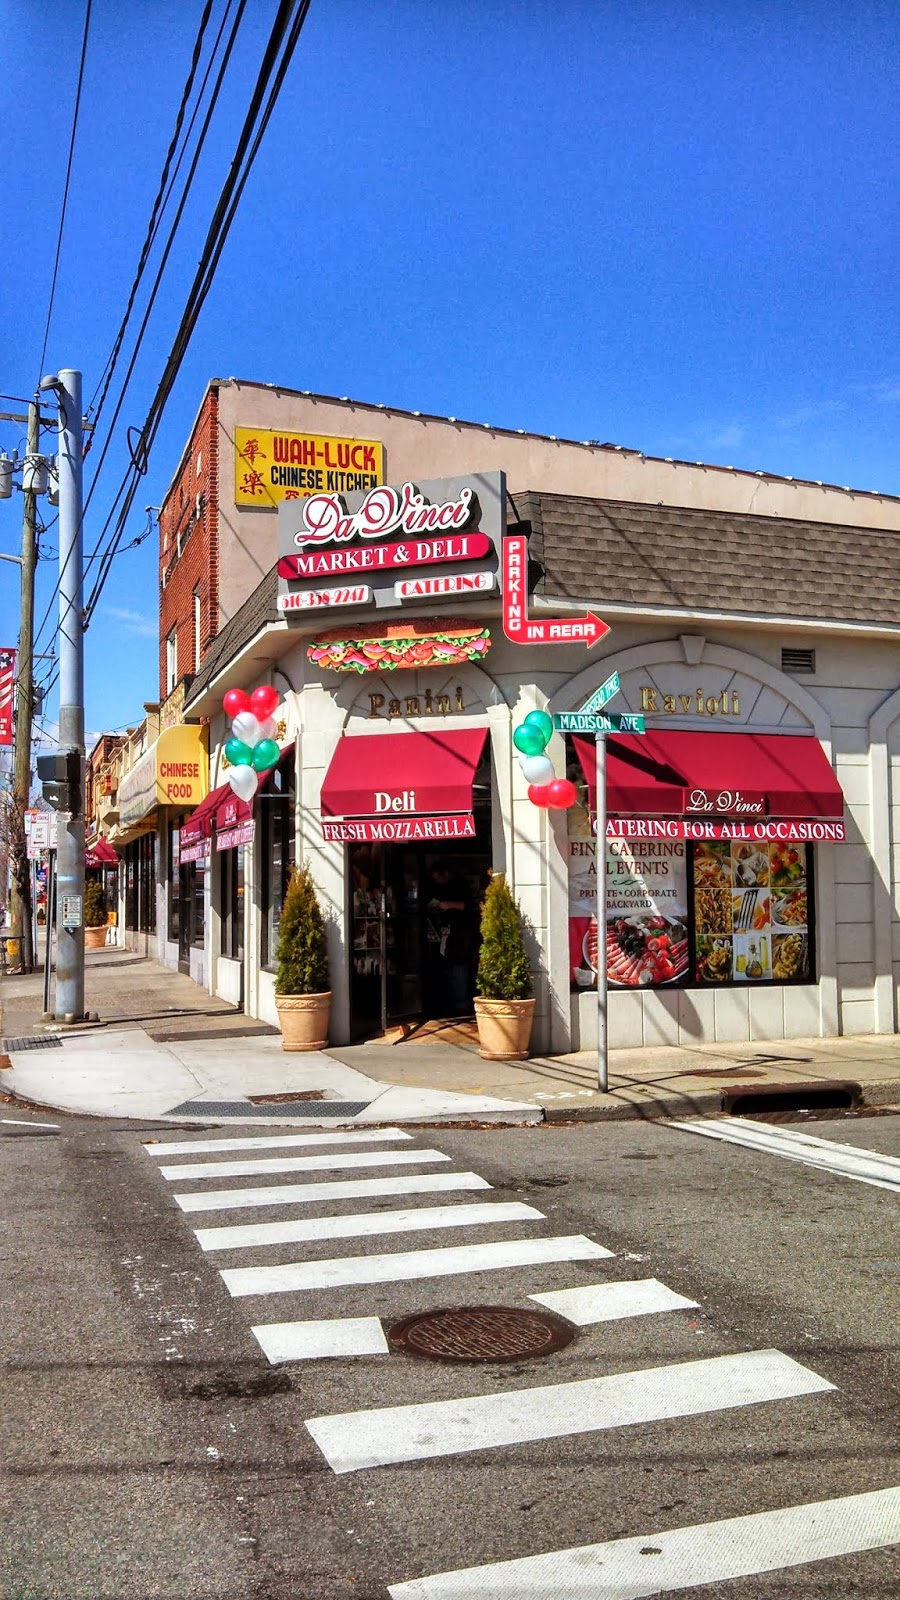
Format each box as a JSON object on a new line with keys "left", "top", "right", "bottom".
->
{"left": 515, "top": 491, "right": 900, "bottom": 628}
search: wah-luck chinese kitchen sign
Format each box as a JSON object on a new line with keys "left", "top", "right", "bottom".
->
{"left": 277, "top": 471, "right": 505, "bottom": 620}
{"left": 235, "top": 427, "right": 385, "bottom": 509}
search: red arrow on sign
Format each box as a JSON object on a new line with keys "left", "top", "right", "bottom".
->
{"left": 501, "top": 534, "right": 610, "bottom": 648}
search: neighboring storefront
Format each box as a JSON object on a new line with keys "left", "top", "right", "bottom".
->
{"left": 115, "top": 719, "right": 209, "bottom": 972}
{"left": 178, "top": 463, "right": 900, "bottom": 1054}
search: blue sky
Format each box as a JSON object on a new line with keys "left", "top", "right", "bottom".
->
{"left": 2, "top": 0, "right": 900, "bottom": 742}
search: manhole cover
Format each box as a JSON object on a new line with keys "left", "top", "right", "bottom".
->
{"left": 388, "top": 1305, "right": 576, "bottom": 1364}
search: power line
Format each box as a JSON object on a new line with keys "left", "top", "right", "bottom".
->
{"left": 32, "top": 0, "right": 245, "bottom": 659}
{"left": 86, "top": 0, "right": 218, "bottom": 441}
{"left": 83, "top": 0, "right": 311, "bottom": 626}
{"left": 37, "top": 0, "right": 93, "bottom": 382}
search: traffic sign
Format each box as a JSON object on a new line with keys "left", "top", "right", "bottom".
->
{"left": 580, "top": 671, "right": 620, "bottom": 713}
{"left": 553, "top": 711, "right": 646, "bottom": 734}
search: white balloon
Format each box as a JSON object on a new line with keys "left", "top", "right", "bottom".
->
{"left": 231, "top": 710, "right": 262, "bottom": 746}
{"left": 519, "top": 754, "right": 555, "bottom": 785}
{"left": 257, "top": 715, "right": 277, "bottom": 741}
{"left": 226, "top": 764, "right": 258, "bottom": 802}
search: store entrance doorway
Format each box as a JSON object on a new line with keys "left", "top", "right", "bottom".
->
{"left": 349, "top": 842, "right": 491, "bottom": 1039}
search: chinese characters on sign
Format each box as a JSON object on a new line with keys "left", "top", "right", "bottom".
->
{"left": 235, "top": 428, "right": 385, "bottom": 508}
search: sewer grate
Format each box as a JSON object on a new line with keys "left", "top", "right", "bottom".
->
{"left": 166, "top": 1098, "right": 370, "bottom": 1119}
{"left": 388, "top": 1305, "right": 576, "bottom": 1364}
{"left": 722, "top": 1079, "right": 860, "bottom": 1116}
{"left": 1, "top": 1035, "right": 63, "bottom": 1052}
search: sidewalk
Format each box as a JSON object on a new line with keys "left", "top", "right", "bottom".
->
{"left": 3, "top": 947, "right": 900, "bottom": 1126}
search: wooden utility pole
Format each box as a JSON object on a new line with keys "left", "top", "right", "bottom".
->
{"left": 9, "top": 400, "right": 39, "bottom": 972}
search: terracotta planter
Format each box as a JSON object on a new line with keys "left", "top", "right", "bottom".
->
{"left": 275, "top": 991, "right": 331, "bottom": 1052}
{"left": 474, "top": 996, "right": 536, "bottom": 1061}
{"left": 84, "top": 925, "right": 108, "bottom": 949}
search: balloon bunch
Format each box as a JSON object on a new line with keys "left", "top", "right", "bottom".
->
{"left": 222, "top": 685, "right": 281, "bottom": 802}
{"left": 513, "top": 710, "right": 578, "bottom": 809}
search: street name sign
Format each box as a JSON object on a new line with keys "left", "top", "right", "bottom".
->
{"left": 580, "top": 671, "right": 620, "bottom": 713}
{"left": 552, "top": 711, "right": 646, "bottom": 734}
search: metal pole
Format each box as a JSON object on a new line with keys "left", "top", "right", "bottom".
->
{"left": 42, "top": 849, "right": 56, "bottom": 1017}
{"left": 595, "top": 732, "right": 608, "bottom": 1092}
{"left": 9, "top": 400, "right": 38, "bottom": 972}
{"left": 54, "top": 370, "right": 85, "bottom": 1020}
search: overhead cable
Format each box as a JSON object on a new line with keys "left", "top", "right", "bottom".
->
{"left": 37, "top": 0, "right": 94, "bottom": 382}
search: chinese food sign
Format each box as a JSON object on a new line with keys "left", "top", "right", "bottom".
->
{"left": 234, "top": 428, "right": 385, "bottom": 508}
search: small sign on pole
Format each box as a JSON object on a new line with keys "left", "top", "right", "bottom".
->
{"left": 580, "top": 671, "right": 620, "bottom": 713}
{"left": 553, "top": 711, "right": 646, "bottom": 735}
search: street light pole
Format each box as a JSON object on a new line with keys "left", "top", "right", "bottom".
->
{"left": 48, "top": 369, "right": 85, "bottom": 1020}
{"left": 8, "top": 400, "right": 39, "bottom": 973}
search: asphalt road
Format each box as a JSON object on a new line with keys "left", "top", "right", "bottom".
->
{"left": 1, "top": 1106, "right": 898, "bottom": 1599}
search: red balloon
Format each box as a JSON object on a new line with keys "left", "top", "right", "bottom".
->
{"left": 546, "top": 778, "right": 578, "bottom": 809}
{"left": 250, "top": 685, "right": 279, "bottom": 719}
{"left": 223, "top": 688, "right": 250, "bottom": 718}
{"left": 527, "top": 783, "right": 553, "bottom": 807}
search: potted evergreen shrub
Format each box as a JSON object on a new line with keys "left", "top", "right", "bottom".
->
{"left": 83, "top": 880, "right": 108, "bottom": 949}
{"left": 473, "top": 873, "right": 536, "bottom": 1060}
{"left": 273, "top": 863, "right": 331, "bottom": 1051}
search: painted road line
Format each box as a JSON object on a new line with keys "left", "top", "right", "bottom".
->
{"left": 253, "top": 1317, "right": 389, "bottom": 1363}
{"left": 194, "top": 1200, "right": 544, "bottom": 1252}
{"left": 1, "top": 1117, "right": 60, "bottom": 1130}
{"left": 387, "top": 1484, "right": 900, "bottom": 1598}
{"left": 529, "top": 1278, "right": 698, "bottom": 1325}
{"left": 221, "top": 1234, "right": 612, "bottom": 1299}
{"left": 159, "top": 1148, "right": 452, "bottom": 1182}
{"left": 676, "top": 1117, "right": 900, "bottom": 1194}
{"left": 306, "top": 1347, "right": 834, "bottom": 1473}
{"left": 173, "top": 1170, "right": 493, "bottom": 1214}
{"left": 144, "top": 1128, "right": 412, "bottom": 1157}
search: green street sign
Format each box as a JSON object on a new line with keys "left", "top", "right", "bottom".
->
{"left": 553, "top": 711, "right": 646, "bottom": 734}
{"left": 580, "top": 671, "right": 620, "bottom": 713}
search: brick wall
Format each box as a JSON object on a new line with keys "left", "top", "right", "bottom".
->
{"left": 158, "top": 387, "right": 220, "bottom": 699}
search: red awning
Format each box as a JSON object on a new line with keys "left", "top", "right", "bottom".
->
{"left": 86, "top": 837, "right": 118, "bottom": 867}
{"left": 180, "top": 786, "right": 223, "bottom": 842}
{"left": 320, "top": 728, "right": 488, "bottom": 843}
{"left": 214, "top": 787, "right": 254, "bottom": 849}
{"left": 574, "top": 730, "right": 845, "bottom": 820}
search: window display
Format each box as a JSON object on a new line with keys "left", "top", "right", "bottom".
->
{"left": 567, "top": 805, "right": 813, "bottom": 990}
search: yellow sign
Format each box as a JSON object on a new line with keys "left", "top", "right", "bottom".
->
{"left": 119, "top": 724, "right": 209, "bottom": 826}
{"left": 234, "top": 427, "right": 385, "bottom": 508}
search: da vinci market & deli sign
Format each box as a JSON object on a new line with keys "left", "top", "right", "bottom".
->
{"left": 277, "top": 472, "right": 505, "bottom": 616}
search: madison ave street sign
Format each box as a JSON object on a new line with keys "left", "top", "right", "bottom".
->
{"left": 553, "top": 711, "right": 646, "bottom": 734}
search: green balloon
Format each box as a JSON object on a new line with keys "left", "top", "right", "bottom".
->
{"left": 225, "top": 737, "right": 252, "bottom": 766}
{"left": 513, "top": 722, "right": 547, "bottom": 756}
{"left": 251, "top": 738, "right": 280, "bottom": 772}
{"left": 525, "top": 709, "right": 554, "bottom": 743}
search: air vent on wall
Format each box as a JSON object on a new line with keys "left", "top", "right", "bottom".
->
{"left": 781, "top": 646, "right": 816, "bottom": 674}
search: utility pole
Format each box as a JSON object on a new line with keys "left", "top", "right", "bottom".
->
{"left": 47, "top": 369, "right": 85, "bottom": 1021}
{"left": 8, "top": 400, "right": 39, "bottom": 973}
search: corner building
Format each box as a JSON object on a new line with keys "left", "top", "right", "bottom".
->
{"left": 153, "top": 384, "right": 900, "bottom": 1053}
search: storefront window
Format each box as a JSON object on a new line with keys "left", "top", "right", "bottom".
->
{"left": 139, "top": 833, "right": 156, "bottom": 933}
{"left": 168, "top": 819, "right": 181, "bottom": 942}
{"left": 124, "top": 842, "right": 138, "bottom": 931}
{"left": 192, "top": 862, "right": 206, "bottom": 948}
{"left": 567, "top": 805, "right": 815, "bottom": 990}
{"left": 260, "top": 756, "right": 295, "bottom": 969}
{"left": 221, "top": 846, "right": 245, "bottom": 962}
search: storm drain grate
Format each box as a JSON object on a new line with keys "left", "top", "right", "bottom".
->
{"left": 166, "top": 1098, "right": 370, "bottom": 1119}
{"left": 722, "top": 1079, "right": 860, "bottom": 1116}
{"left": 388, "top": 1305, "right": 576, "bottom": 1364}
{"left": 2, "top": 1035, "right": 63, "bottom": 1052}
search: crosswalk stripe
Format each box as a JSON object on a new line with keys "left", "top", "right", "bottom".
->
{"left": 676, "top": 1117, "right": 900, "bottom": 1194}
{"left": 253, "top": 1317, "right": 389, "bottom": 1363}
{"left": 387, "top": 1484, "right": 900, "bottom": 1597}
{"left": 194, "top": 1200, "right": 544, "bottom": 1252}
{"left": 529, "top": 1278, "right": 699, "bottom": 1324}
{"left": 172, "top": 1171, "right": 492, "bottom": 1214}
{"left": 159, "top": 1148, "right": 452, "bottom": 1182}
{"left": 305, "top": 1348, "right": 834, "bottom": 1474}
{"left": 221, "top": 1234, "right": 612, "bottom": 1299}
{"left": 144, "top": 1128, "right": 412, "bottom": 1157}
